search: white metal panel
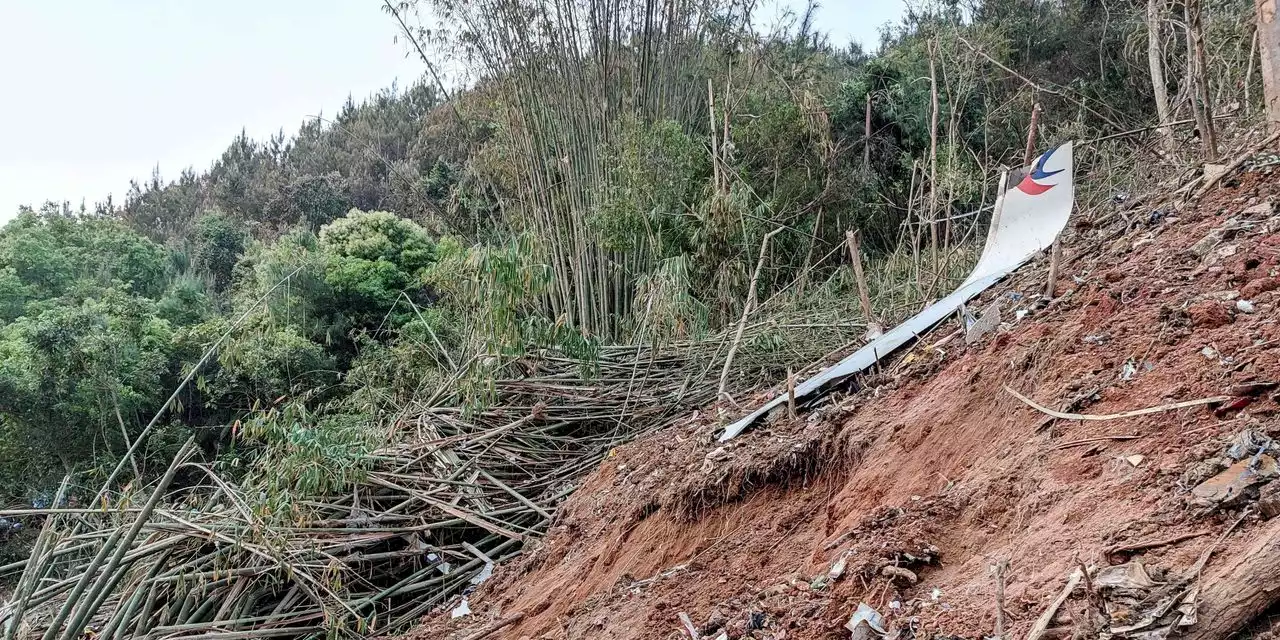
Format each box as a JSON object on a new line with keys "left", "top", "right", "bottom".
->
{"left": 719, "top": 142, "right": 1075, "bottom": 442}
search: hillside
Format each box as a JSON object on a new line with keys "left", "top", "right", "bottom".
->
{"left": 2, "top": 0, "right": 1278, "bottom": 639}
{"left": 411, "top": 137, "right": 1280, "bottom": 639}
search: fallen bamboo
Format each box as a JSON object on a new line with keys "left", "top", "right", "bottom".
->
{"left": 1005, "top": 385, "right": 1229, "bottom": 422}
{"left": 1026, "top": 568, "right": 1082, "bottom": 640}
{"left": 460, "top": 612, "right": 526, "bottom": 640}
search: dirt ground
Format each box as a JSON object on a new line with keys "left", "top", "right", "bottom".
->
{"left": 409, "top": 164, "right": 1280, "bottom": 640}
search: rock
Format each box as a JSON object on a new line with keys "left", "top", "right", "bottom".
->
{"left": 1243, "top": 201, "right": 1275, "bottom": 216}
{"left": 1241, "top": 277, "right": 1280, "bottom": 299}
{"left": 1181, "top": 458, "right": 1229, "bottom": 488}
{"left": 879, "top": 565, "right": 919, "bottom": 584}
{"left": 1260, "top": 482, "right": 1280, "bottom": 519}
{"left": 1187, "top": 301, "right": 1232, "bottom": 329}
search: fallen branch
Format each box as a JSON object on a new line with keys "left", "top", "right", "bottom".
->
{"left": 1054, "top": 435, "right": 1140, "bottom": 450}
{"left": 1004, "top": 385, "right": 1230, "bottom": 422}
{"left": 460, "top": 612, "right": 526, "bottom": 640}
{"left": 1026, "top": 568, "right": 1082, "bottom": 640}
{"left": 1192, "top": 129, "right": 1280, "bottom": 200}
{"left": 1104, "top": 530, "right": 1211, "bottom": 560}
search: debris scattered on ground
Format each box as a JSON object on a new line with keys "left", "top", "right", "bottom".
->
{"left": 405, "top": 150, "right": 1280, "bottom": 640}
{"left": 965, "top": 300, "right": 1002, "bottom": 344}
{"left": 844, "top": 603, "right": 888, "bottom": 640}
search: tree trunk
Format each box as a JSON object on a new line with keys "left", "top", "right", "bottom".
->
{"left": 1187, "top": 0, "right": 1219, "bottom": 158}
{"left": 864, "top": 97, "right": 872, "bottom": 172}
{"left": 1259, "top": 0, "right": 1280, "bottom": 129}
{"left": 1147, "top": 0, "right": 1174, "bottom": 150}
{"left": 927, "top": 40, "right": 940, "bottom": 267}
{"left": 1182, "top": 516, "right": 1280, "bottom": 640}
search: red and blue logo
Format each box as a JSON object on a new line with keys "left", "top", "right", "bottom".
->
{"left": 1016, "top": 145, "right": 1063, "bottom": 195}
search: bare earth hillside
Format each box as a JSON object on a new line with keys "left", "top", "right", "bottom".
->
{"left": 412, "top": 156, "right": 1280, "bottom": 640}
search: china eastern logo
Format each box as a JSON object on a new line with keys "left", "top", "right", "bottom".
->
{"left": 1016, "top": 145, "right": 1063, "bottom": 195}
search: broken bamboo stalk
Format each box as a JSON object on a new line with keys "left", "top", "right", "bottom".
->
{"left": 845, "top": 230, "right": 876, "bottom": 326}
{"left": 718, "top": 227, "right": 784, "bottom": 397}
{"left": 1025, "top": 568, "right": 1082, "bottom": 640}
{"left": 1004, "top": 385, "right": 1230, "bottom": 422}
{"left": 786, "top": 368, "right": 796, "bottom": 420}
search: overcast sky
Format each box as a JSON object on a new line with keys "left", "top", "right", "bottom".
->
{"left": 0, "top": 0, "right": 905, "bottom": 223}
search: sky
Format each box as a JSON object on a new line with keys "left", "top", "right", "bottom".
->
{"left": 0, "top": 0, "right": 905, "bottom": 224}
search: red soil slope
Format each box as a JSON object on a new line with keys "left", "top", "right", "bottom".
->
{"left": 411, "top": 167, "right": 1280, "bottom": 640}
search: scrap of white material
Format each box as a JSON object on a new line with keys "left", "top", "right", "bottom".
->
{"left": 451, "top": 597, "right": 471, "bottom": 618}
{"left": 720, "top": 142, "right": 1075, "bottom": 442}
{"left": 844, "top": 602, "right": 888, "bottom": 638}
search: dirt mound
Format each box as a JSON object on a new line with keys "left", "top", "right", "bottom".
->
{"left": 409, "top": 168, "right": 1280, "bottom": 639}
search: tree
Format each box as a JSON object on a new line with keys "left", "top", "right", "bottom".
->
{"left": 1259, "top": 0, "right": 1280, "bottom": 129}
{"left": 1148, "top": 0, "right": 1174, "bottom": 150}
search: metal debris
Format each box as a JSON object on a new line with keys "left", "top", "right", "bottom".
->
{"left": 844, "top": 603, "right": 888, "bottom": 640}
{"left": 1190, "top": 455, "right": 1278, "bottom": 507}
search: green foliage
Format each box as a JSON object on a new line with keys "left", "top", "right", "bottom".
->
{"left": 215, "top": 327, "right": 337, "bottom": 406}
{"left": 590, "top": 118, "right": 708, "bottom": 254}
{"left": 266, "top": 173, "right": 354, "bottom": 230}
{"left": 0, "top": 289, "right": 174, "bottom": 490}
{"left": 191, "top": 211, "right": 248, "bottom": 293}
{"left": 238, "top": 404, "right": 379, "bottom": 518}
{"left": 319, "top": 209, "right": 435, "bottom": 271}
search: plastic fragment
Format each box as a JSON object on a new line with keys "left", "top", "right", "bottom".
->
{"left": 451, "top": 597, "right": 471, "bottom": 618}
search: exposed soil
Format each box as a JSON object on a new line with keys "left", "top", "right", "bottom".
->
{"left": 408, "top": 164, "right": 1280, "bottom": 640}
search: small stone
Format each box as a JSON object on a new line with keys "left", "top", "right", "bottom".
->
{"left": 1241, "top": 277, "right": 1280, "bottom": 298}
{"left": 1259, "top": 482, "right": 1280, "bottom": 519}
{"left": 1188, "top": 301, "right": 1232, "bottom": 328}
{"left": 1243, "top": 201, "right": 1274, "bottom": 216}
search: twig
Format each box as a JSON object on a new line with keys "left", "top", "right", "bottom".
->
{"left": 1192, "top": 129, "right": 1280, "bottom": 199}
{"left": 459, "top": 612, "right": 526, "bottom": 640}
{"left": 1004, "top": 385, "right": 1229, "bottom": 422}
{"left": 1026, "top": 568, "right": 1082, "bottom": 640}
{"left": 1104, "top": 530, "right": 1211, "bottom": 559}
{"left": 1191, "top": 509, "right": 1250, "bottom": 578}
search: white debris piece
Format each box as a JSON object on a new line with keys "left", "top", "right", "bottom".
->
{"left": 845, "top": 602, "right": 888, "bottom": 640}
{"left": 451, "top": 597, "right": 471, "bottom": 618}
